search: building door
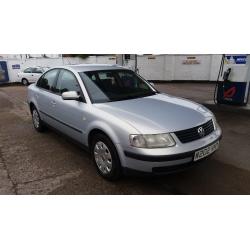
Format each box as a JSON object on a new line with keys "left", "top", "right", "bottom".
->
{"left": 0, "top": 61, "right": 9, "bottom": 84}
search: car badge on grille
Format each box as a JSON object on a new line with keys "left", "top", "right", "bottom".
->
{"left": 197, "top": 127, "right": 205, "bottom": 137}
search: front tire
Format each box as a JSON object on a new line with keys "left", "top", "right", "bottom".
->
{"left": 22, "top": 78, "right": 29, "bottom": 86}
{"left": 31, "top": 107, "right": 45, "bottom": 132}
{"left": 91, "top": 133, "right": 122, "bottom": 181}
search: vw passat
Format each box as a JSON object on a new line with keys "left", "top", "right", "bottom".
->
{"left": 27, "top": 64, "right": 222, "bottom": 180}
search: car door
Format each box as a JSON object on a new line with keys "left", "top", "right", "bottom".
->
{"left": 23, "top": 67, "right": 33, "bottom": 82}
{"left": 50, "top": 69, "right": 88, "bottom": 144}
{"left": 35, "top": 68, "right": 60, "bottom": 128}
{"left": 32, "top": 67, "right": 44, "bottom": 83}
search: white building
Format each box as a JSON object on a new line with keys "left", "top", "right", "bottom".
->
{"left": 0, "top": 54, "right": 116, "bottom": 83}
{"left": 0, "top": 54, "right": 223, "bottom": 83}
{"left": 0, "top": 54, "right": 62, "bottom": 59}
{"left": 135, "top": 54, "right": 223, "bottom": 82}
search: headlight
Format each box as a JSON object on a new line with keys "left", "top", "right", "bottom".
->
{"left": 129, "top": 133, "right": 176, "bottom": 148}
{"left": 212, "top": 116, "right": 219, "bottom": 130}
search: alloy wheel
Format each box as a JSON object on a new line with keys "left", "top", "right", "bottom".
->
{"left": 32, "top": 109, "right": 40, "bottom": 129}
{"left": 94, "top": 141, "right": 113, "bottom": 174}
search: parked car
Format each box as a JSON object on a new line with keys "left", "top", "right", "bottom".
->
{"left": 27, "top": 64, "right": 222, "bottom": 180}
{"left": 18, "top": 66, "right": 49, "bottom": 85}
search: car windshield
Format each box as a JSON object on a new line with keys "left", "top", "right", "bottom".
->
{"left": 79, "top": 70, "right": 157, "bottom": 103}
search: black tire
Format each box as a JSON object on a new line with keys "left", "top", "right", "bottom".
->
{"left": 22, "top": 78, "right": 29, "bottom": 86}
{"left": 90, "top": 133, "right": 122, "bottom": 181}
{"left": 31, "top": 106, "right": 45, "bottom": 132}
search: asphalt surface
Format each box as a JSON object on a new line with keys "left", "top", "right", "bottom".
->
{"left": 0, "top": 83, "right": 250, "bottom": 194}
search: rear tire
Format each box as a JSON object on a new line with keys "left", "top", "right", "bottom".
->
{"left": 31, "top": 107, "right": 45, "bottom": 132}
{"left": 91, "top": 133, "right": 122, "bottom": 181}
{"left": 22, "top": 78, "right": 29, "bottom": 86}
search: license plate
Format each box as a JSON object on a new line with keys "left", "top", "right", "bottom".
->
{"left": 194, "top": 141, "right": 219, "bottom": 161}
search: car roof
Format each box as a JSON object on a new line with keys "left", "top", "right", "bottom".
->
{"left": 60, "top": 64, "right": 128, "bottom": 72}
{"left": 25, "top": 66, "right": 47, "bottom": 69}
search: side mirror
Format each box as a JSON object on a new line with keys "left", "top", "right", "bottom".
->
{"left": 148, "top": 82, "right": 155, "bottom": 87}
{"left": 62, "top": 91, "right": 80, "bottom": 101}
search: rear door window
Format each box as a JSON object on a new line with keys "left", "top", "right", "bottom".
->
{"left": 24, "top": 68, "right": 32, "bottom": 73}
{"left": 33, "top": 68, "right": 44, "bottom": 74}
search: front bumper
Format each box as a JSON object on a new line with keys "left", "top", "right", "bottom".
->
{"left": 116, "top": 128, "right": 222, "bottom": 173}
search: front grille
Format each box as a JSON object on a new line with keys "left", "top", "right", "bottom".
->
{"left": 174, "top": 119, "right": 214, "bottom": 143}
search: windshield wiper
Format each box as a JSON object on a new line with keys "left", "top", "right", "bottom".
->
{"left": 110, "top": 92, "right": 157, "bottom": 102}
{"left": 140, "top": 92, "right": 157, "bottom": 98}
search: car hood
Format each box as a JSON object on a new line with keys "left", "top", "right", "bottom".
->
{"left": 94, "top": 93, "right": 213, "bottom": 134}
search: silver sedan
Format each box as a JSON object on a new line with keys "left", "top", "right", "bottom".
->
{"left": 27, "top": 64, "right": 222, "bottom": 180}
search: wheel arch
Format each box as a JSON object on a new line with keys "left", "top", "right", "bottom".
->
{"left": 29, "top": 102, "right": 36, "bottom": 112}
{"left": 86, "top": 121, "right": 127, "bottom": 167}
{"left": 87, "top": 127, "right": 126, "bottom": 172}
{"left": 88, "top": 128, "right": 114, "bottom": 148}
{"left": 22, "top": 77, "right": 28, "bottom": 83}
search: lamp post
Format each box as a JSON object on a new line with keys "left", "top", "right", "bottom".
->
{"left": 116, "top": 54, "right": 138, "bottom": 73}
{"left": 135, "top": 54, "right": 138, "bottom": 73}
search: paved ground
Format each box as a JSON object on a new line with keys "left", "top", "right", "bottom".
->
{"left": 0, "top": 83, "right": 250, "bottom": 194}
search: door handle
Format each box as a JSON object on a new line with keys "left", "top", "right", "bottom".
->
{"left": 51, "top": 100, "right": 56, "bottom": 106}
